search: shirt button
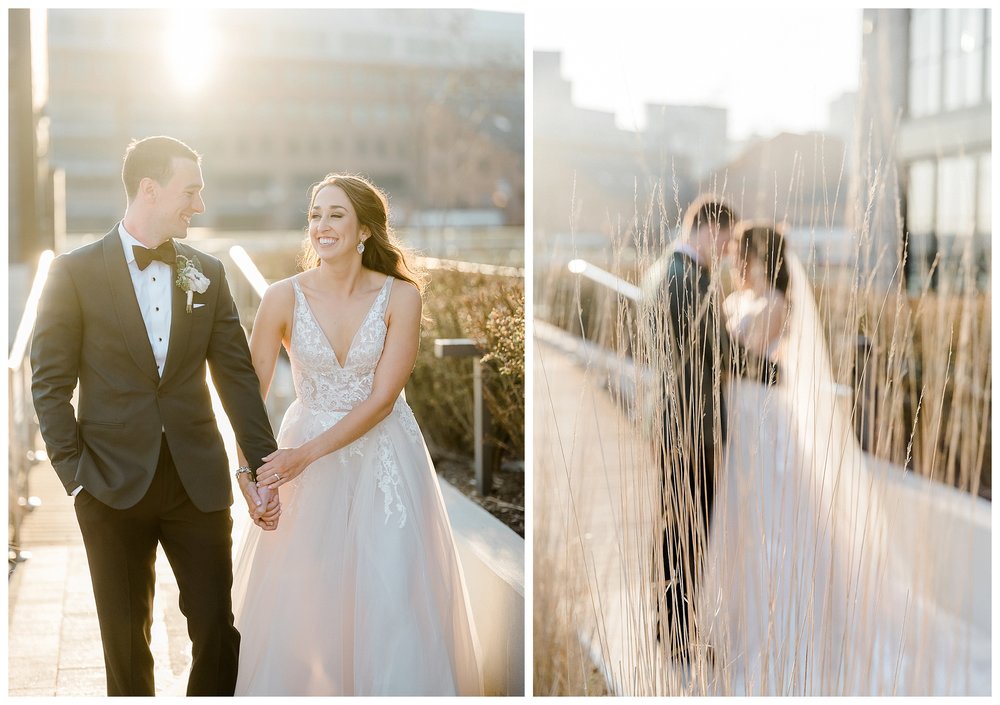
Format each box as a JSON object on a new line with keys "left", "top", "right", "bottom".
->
{"left": 158, "top": 337, "right": 163, "bottom": 342}
{"left": 152, "top": 277, "right": 156, "bottom": 282}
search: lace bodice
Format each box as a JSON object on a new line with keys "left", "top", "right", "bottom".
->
{"left": 289, "top": 275, "right": 394, "bottom": 413}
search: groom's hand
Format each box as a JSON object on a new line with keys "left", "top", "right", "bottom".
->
{"left": 238, "top": 472, "right": 266, "bottom": 518}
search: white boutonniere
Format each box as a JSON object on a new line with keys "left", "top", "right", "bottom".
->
{"left": 175, "top": 254, "right": 211, "bottom": 313}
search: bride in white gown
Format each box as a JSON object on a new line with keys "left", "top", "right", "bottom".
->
{"left": 229, "top": 174, "right": 482, "bottom": 695}
{"left": 702, "top": 222, "right": 989, "bottom": 695}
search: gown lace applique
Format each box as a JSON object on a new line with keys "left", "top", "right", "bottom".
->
{"left": 375, "top": 429, "right": 407, "bottom": 528}
{"left": 231, "top": 274, "right": 482, "bottom": 696}
{"left": 395, "top": 397, "right": 423, "bottom": 442}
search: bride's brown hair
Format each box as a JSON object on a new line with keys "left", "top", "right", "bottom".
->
{"left": 735, "top": 220, "right": 791, "bottom": 297}
{"left": 298, "top": 173, "right": 426, "bottom": 294}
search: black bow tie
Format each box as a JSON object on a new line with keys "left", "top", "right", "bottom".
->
{"left": 133, "top": 241, "right": 176, "bottom": 271}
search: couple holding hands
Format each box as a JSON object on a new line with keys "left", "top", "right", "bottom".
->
{"left": 30, "top": 135, "right": 482, "bottom": 696}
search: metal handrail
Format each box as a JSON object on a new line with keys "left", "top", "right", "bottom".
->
{"left": 559, "top": 259, "right": 646, "bottom": 409}
{"left": 434, "top": 338, "right": 497, "bottom": 495}
{"left": 417, "top": 256, "right": 523, "bottom": 279}
{"left": 226, "top": 245, "right": 297, "bottom": 428}
{"left": 567, "top": 258, "right": 640, "bottom": 302}
{"left": 8, "top": 250, "right": 54, "bottom": 369}
{"left": 9, "top": 249, "right": 55, "bottom": 564}
{"left": 229, "top": 245, "right": 269, "bottom": 299}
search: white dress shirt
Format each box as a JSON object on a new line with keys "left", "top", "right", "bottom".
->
{"left": 118, "top": 223, "right": 173, "bottom": 376}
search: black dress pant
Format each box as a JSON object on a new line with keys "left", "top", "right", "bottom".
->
{"left": 658, "top": 419, "right": 718, "bottom": 660}
{"left": 74, "top": 436, "right": 239, "bottom": 696}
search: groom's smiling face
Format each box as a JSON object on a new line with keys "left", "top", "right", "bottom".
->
{"left": 151, "top": 157, "right": 205, "bottom": 239}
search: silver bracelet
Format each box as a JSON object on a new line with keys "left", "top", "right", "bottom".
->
{"left": 234, "top": 465, "right": 253, "bottom": 481}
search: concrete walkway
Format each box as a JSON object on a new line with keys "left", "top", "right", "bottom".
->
{"left": 534, "top": 328, "right": 658, "bottom": 695}
{"left": 534, "top": 325, "right": 692, "bottom": 696}
{"left": 8, "top": 460, "right": 192, "bottom": 696}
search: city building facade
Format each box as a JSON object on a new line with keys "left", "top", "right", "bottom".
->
{"left": 44, "top": 9, "right": 524, "bottom": 232}
{"left": 534, "top": 51, "right": 718, "bottom": 251}
{"left": 859, "top": 8, "right": 991, "bottom": 291}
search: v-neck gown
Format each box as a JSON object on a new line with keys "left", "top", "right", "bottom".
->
{"left": 231, "top": 276, "right": 482, "bottom": 695}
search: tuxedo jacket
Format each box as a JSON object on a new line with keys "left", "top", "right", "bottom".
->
{"left": 643, "top": 250, "right": 729, "bottom": 452}
{"left": 30, "top": 227, "right": 277, "bottom": 512}
{"left": 641, "top": 250, "right": 779, "bottom": 451}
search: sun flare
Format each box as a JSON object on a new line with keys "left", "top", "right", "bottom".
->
{"left": 164, "top": 10, "right": 217, "bottom": 93}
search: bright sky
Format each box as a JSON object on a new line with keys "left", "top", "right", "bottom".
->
{"left": 533, "top": 6, "right": 863, "bottom": 140}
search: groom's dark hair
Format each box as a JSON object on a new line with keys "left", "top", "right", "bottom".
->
{"left": 682, "top": 195, "right": 738, "bottom": 237}
{"left": 122, "top": 136, "right": 201, "bottom": 201}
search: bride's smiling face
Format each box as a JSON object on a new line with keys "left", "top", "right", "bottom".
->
{"left": 308, "top": 185, "right": 365, "bottom": 261}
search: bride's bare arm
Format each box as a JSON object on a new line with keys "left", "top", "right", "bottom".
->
{"left": 236, "top": 280, "right": 294, "bottom": 525}
{"left": 255, "top": 281, "right": 421, "bottom": 489}
{"left": 248, "top": 283, "right": 294, "bottom": 411}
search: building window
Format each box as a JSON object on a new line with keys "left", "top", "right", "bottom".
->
{"left": 942, "top": 9, "right": 984, "bottom": 111}
{"left": 985, "top": 12, "right": 992, "bottom": 102}
{"left": 935, "top": 155, "right": 977, "bottom": 239}
{"left": 909, "top": 10, "right": 943, "bottom": 117}
{"left": 326, "top": 106, "right": 347, "bottom": 122}
{"left": 907, "top": 160, "right": 936, "bottom": 240}
{"left": 976, "top": 154, "right": 990, "bottom": 237}
{"left": 909, "top": 9, "right": 990, "bottom": 117}
{"left": 906, "top": 152, "right": 990, "bottom": 291}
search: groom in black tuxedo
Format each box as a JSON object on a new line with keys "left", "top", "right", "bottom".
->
{"left": 642, "top": 196, "right": 777, "bottom": 663}
{"left": 31, "top": 136, "right": 279, "bottom": 696}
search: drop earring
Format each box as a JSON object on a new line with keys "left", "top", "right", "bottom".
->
{"left": 357, "top": 240, "right": 365, "bottom": 255}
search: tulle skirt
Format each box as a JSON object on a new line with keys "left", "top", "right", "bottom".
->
{"left": 702, "top": 380, "right": 990, "bottom": 695}
{"left": 232, "top": 398, "right": 482, "bottom": 695}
